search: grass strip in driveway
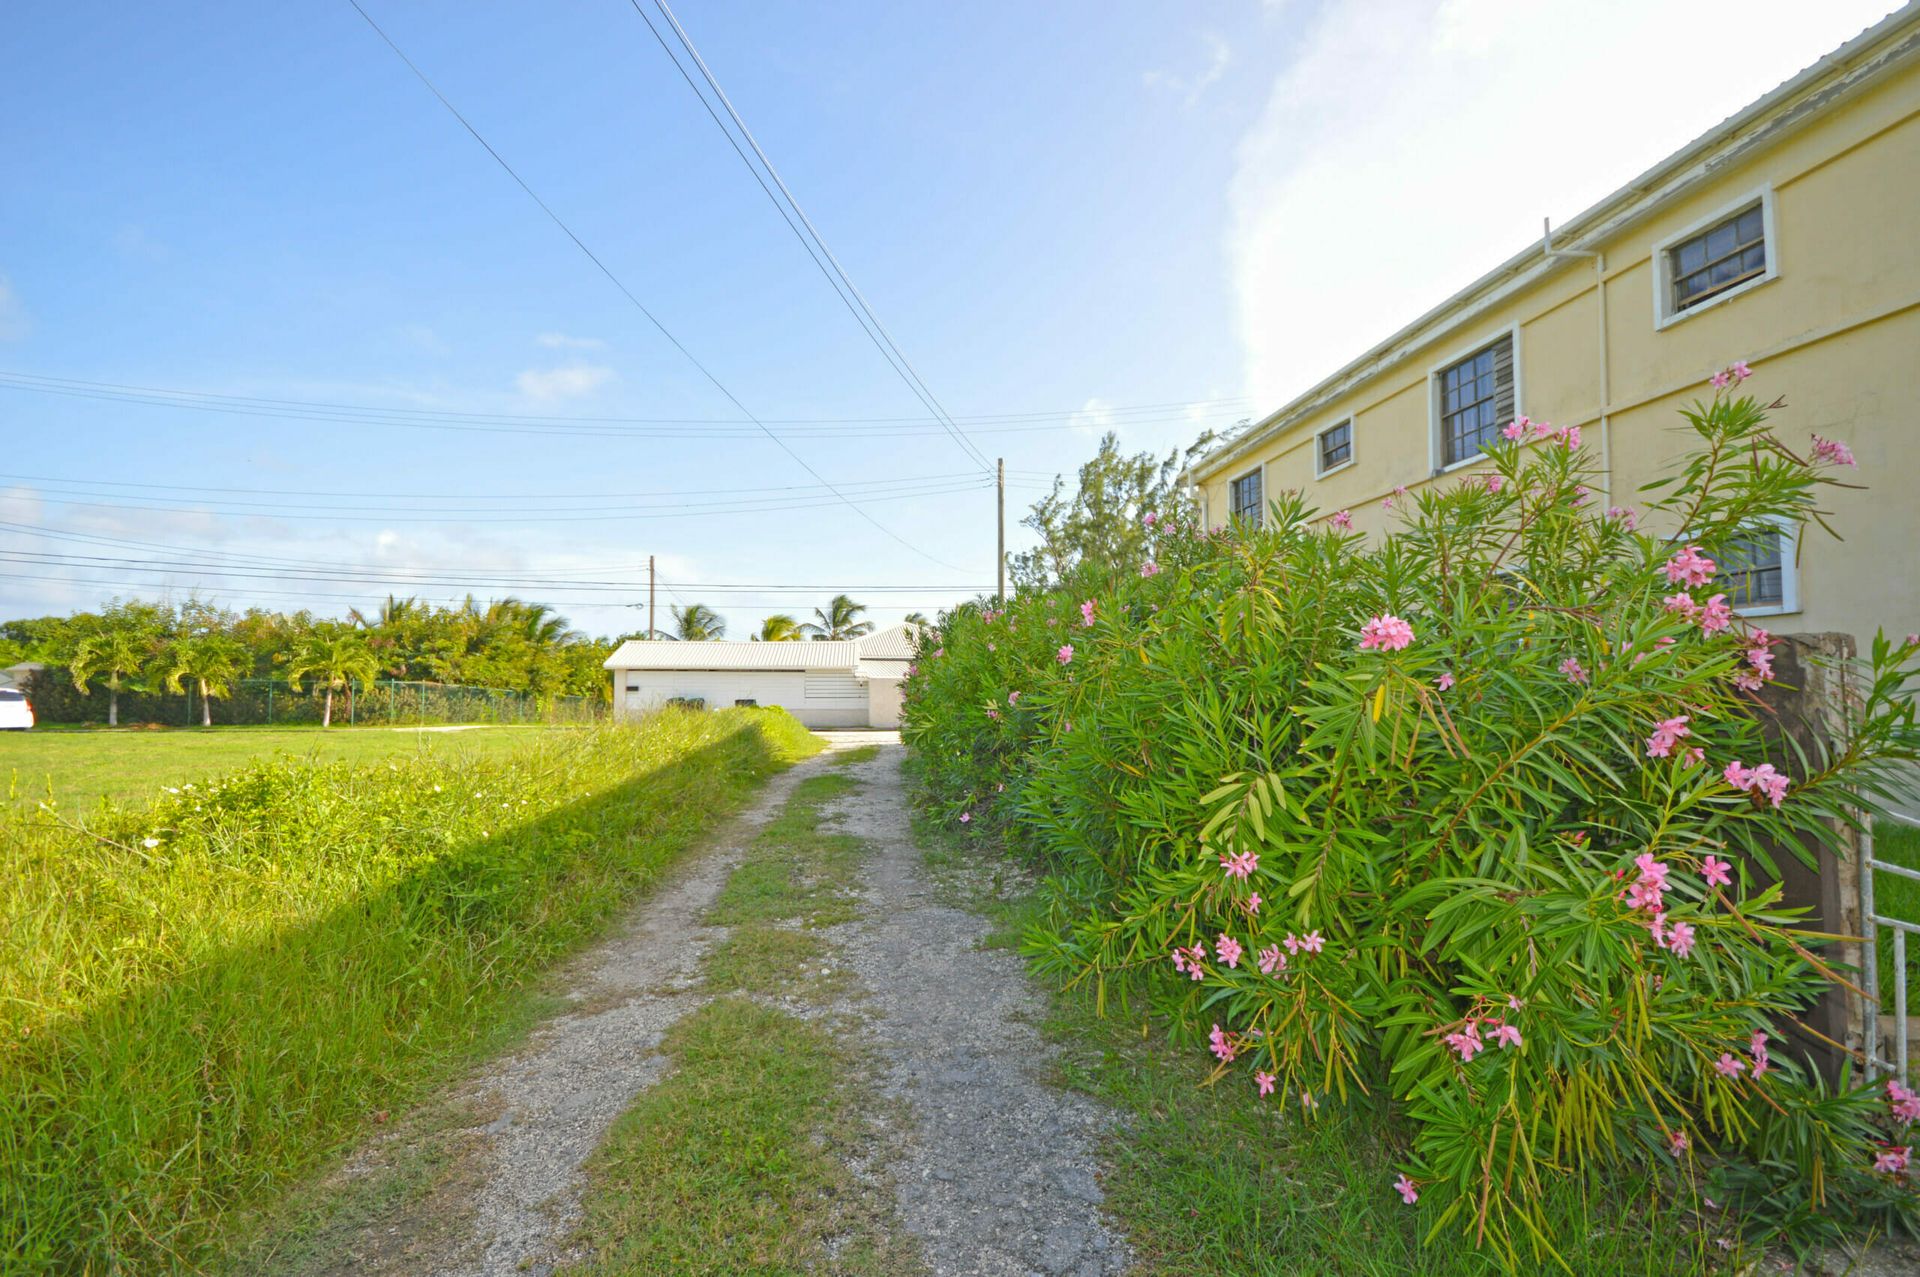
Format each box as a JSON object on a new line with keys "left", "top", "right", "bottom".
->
{"left": 569, "top": 755, "right": 921, "bottom": 1276}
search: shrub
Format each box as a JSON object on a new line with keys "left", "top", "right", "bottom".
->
{"left": 0, "top": 708, "right": 818, "bottom": 1271}
{"left": 902, "top": 372, "right": 1920, "bottom": 1263}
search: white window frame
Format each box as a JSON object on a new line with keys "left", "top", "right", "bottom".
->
{"left": 1721, "top": 514, "right": 1801, "bottom": 619}
{"left": 1314, "top": 419, "right": 1355, "bottom": 479}
{"left": 1652, "top": 186, "right": 1778, "bottom": 330}
{"left": 1427, "top": 324, "right": 1522, "bottom": 476}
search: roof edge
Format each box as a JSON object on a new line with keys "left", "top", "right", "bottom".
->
{"left": 1191, "top": 2, "right": 1920, "bottom": 483}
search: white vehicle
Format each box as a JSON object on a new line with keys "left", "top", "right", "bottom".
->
{"left": 0, "top": 688, "right": 34, "bottom": 730}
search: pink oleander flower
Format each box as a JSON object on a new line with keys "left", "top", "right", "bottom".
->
{"left": 1216, "top": 934, "right": 1244, "bottom": 968}
{"left": 1698, "top": 593, "right": 1733, "bottom": 635}
{"left": 1209, "top": 1023, "right": 1237, "bottom": 1062}
{"left": 1219, "top": 849, "right": 1259, "bottom": 879}
{"left": 1008, "top": 690, "right": 1020, "bottom": 705}
{"left": 959, "top": 811, "right": 972, "bottom": 824}
{"left": 1380, "top": 497, "right": 1393, "bottom": 510}
{"left": 1634, "top": 853, "right": 1670, "bottom": 889}
{"left": 1056, "top": 644, "right": 1074, "bottom": 665}
{"left": 1531, "top": 419, "right": 1553, "bottom": 439}
{"left": 1559, "top": 424, "right": 1583, "bottom": 450}
{"left": 1606, "top": 505, "right": 1639, "bottom": 530}
{"left": 1731, "top": 670, "right": 1765, "bottom": 692}
{"left": 1508, "top": 995, "right": 1525, "bottom": 1011}
{"left": 1887, "top": 1079, "right": 1920, "bottom": 1124}
{"left": 1484, "top": 473, "right": 1505, "bottom": 494}
{"left": 1671, "top": 1131, "right": 1690, "bottom": 1157}
{"left": 1140, "top": 560, "right": 1160, "bottom": 578}
{"left": 1436, "top": 672, "right": 1455, "bottom": 691}
{"left": 1701, "top": 855, "right": 1733, "bottom": 888}
{"left": 1300, "top": 1089, "right": 1318, "bottom": 1112}
{"left": 1560, "top": 656, "right": 1589, "bottom": 685}
{"left": 985, "top": 708, "right": 1001, "bottom": 721}
{"left": 1665, "top": 544, "right": 1717, "bottom": 587}
{"left": 1301, "top": 930, "right": 1325, "bottom": 954}
{"left": 1714, "top": 1053, "right": 1745, "bottom": 1078}
{"left": 1394, "top": 1173, "right": 1419, "bottom": 1205}
{"left": 1142, "top": 511, "right": 1158, "bottom": 527}
{"left": 1648, "top": 912, "right": 1668, "bottom": 946}
{"left": 1358, "top": 614, "right": 1415, "bottom": 652}
{"left": 1724, "top": 761, "right": 1753, "bottom": 789}
{"left": 1182, "top": 944, "right": 1207, "bottom": 981}
{"left": 1666, "top": 920, "right": 1696, "bottom": 958}
{"left": 1244, "top": 893, "right": 1262, "bottom": 914}
{"left": 1283, "top": 932, "right": 1302, "bottom": 955}
{"left": 1908, "top": 634, "right": 1920, "bottom": 648}
{"left": 1330, "top": 509, "right": 1353, "bottom": 531}
{"left": 1811, "top": 434, "right": 1857, "bottom": 467}
{"left": 1491, "top": 1022, "right": 1522, "bottom": 1049}
{"left": 1258, "top": 945, "right": 1285, "bottom": 974}
{"left": 1875, "top": 1146, "right": 1910, "bottom": 1175}
{"left": 1731, "top": 360, "right": 1752, "bottom": 381}
{"left": 1724, "top": 760, "right": 1789, "bottom": 807}
{"left": 1572, "top": 483, "right": 1590, "bottom": 507}
{"left": 1445, "top": 1023, "right": 1485, "bottom": 1062}
{"left": 1750, "top": 1031, "right": 1770, "bottom": 1077}
{"left": 1394, "top": 485, "right": 1408, "bottom": 496}
{"left": 1080, "top": 599, "right": 1096, "bottom": 627}
{"left": 1645, "top": 715, "right": 1691, "bottom": 758}
{"left": 1746, "top": 645, "right": 1775, "bottom": 679}
{"left": 1502, "top": 418, "right": 1529, "bottom": 441}
{"left": 1663, "top": 592, "right": 1699, "bottom": 619}
{"left": 1684, "top": 746, "right": 1705, "bottom": 766}
{"left": 1170, "top": 948, "right": 1189, "bottom": 975}
{"left": 1255, "top": 1071, "right": 1276, "bottom": 1097}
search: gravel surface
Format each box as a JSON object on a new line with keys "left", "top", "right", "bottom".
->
{"left": 830, "top": 743, "right": 1133, "bottom": 1277}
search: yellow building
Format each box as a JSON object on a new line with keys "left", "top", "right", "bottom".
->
{"left": 1192, "top": 5, "right": 1920, "bottom": 650}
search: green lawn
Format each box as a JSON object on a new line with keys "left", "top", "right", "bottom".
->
{"left": 0, "top": 726, "right": 549, "bottom": 810}
{"left": 1873, "top": 819, "right": 1920, "bottom": 1015}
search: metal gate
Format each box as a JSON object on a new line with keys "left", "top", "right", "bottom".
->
{"left": 1861, "top": 811, "right": 1920, "bottom": 1086}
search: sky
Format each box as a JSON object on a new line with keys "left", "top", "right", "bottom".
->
{"left": 0, "top": 0, "right": 1901, "bottom": 641}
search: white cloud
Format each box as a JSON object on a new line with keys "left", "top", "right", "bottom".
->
{"left": 0, "top": 277, "right": 27, "bottom": 341}
{"left": 514, "top": 363, "right": 616, "bottom": 401}
{"left": 1144, "top": 33, "right": 1232, "bottom": 106}
{"left": 1067, "top": 396, "right": 1119, "bottom": 438}
{"left": 535, "top": 332, "right": 605, "bottom": 350}
{"left": 1228, "top": 0, "right": 1899, "bottom": 411}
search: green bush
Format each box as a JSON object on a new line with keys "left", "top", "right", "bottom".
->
{"left": 0, "top": 708, "right": 818, "bottom": 1271}
{"left": 903, "top": 372, "right": 1920, "bottom": 1263}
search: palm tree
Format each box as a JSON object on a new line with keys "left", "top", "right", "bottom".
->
{"left": 162, "top": 633, "right": 244, "bottom": 727}
{"left": 903, "top": 612, "right": 930, "bottom": 627}
{"left": 70, "top": 626, "right": 154, "bottom": 727}
{"left": 755, "top": 614, "right": 802, "bottom": 642}
{"left": 285, "top": 628, "right": 381, "bottom": 728}
{"left": 672, "top": 603, "right": 726, "bottom": 641}
{"left": 803, "top": 594, "right": 872, "bottom": 641}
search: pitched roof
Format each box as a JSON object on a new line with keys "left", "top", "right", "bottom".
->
{"left": 1190, "top": 2, "right": 1920, "bottom": 483}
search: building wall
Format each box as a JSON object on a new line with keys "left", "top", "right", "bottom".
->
{"left": 610, "top": 668, "right": 873, "bottom": 728}
{"left": 1200, "top": 59, "right": 1920, "bottom": 647}
{"left": 867, "top": 675, "right": 904, "bottom": 729}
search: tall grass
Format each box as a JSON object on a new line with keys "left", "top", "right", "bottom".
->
{"left": 0, "top": 708, "right": 818, "bottom": 1272}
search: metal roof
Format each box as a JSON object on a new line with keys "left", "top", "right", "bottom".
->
{"left": 1190, "top": 2, "right": 1920, "bottom": 483}
{"left": 602, "top": 625, "right": 924, "bottom": 673}
{"left": 604, "top": 639, "right": 859, "bottom": 672}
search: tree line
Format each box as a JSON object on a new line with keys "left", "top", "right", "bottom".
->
{"left": 665, "top": 594, "right": 906, "bottom": 642}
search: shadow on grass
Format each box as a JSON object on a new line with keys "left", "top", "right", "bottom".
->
{"left": 0, "top": 718, "right": 809, "bottom": 1273}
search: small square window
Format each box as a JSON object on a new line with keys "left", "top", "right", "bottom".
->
{"left": 1717, "top": 524, "right": 1794, "bottom": 612}
{"left": 1669, "top": 203, "right": 1767, "bottom": 313}
{"left": 1229, "top": 469, "right": 1263, "bottom": 526}
{"left": 1435, "top": 335, "right": 1514, "bottom": 467}
{"left": 1316, "top": 421, "right": 1353, "bottom": 475}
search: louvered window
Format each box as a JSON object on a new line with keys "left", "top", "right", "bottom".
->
{"left": 1437, "top": 336, "right": 1514, "bottom": 467}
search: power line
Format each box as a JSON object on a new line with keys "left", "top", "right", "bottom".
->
{"left": 345, "top": 0, "right": 973, "bottom": 571}
{"left": 627, "top": 0, "right": 993, "bottom": 473}
{"left": 0, "top": 371, "right": 1247, "bottom": 438}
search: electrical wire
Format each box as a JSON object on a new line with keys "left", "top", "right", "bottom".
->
{"left": 345, "top": 0, "right": 975, "bottom": 571}
{"left": 627, "top": 0, "right": 993, "bottom": 472}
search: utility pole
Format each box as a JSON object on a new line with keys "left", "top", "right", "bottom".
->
{"left": 648, "top": 555, "right": 656, "bottom": 641}
{"left": 996, "top": 457, "right": 1006, "bottom": 604}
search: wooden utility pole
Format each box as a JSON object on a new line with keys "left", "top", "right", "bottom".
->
{"left": 996, "top": 457, "right": 1006, "bottom": 604}
{"left": 648, "top": 555, "right": 657, "bottom": 641}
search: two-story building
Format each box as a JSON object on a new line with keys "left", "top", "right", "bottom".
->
{"left": 1191, "top": 5, "right": 1920, "bottom": 650}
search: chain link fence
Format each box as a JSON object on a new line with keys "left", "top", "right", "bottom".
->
{"left": 22, "top": 671, "right": 605, "bottom": 727}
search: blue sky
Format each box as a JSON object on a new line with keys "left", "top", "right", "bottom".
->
{"left": 0, "top": 0, "right": 1897, "bottom": 639}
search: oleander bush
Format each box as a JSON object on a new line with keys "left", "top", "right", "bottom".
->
{"left": 0, "top": 708, "right": 818, "bottom": 1271}
{"left": 903, "top": 371, "right": 1920, "bottom": 1264}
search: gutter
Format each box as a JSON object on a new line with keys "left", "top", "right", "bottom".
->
{"left": 1190, "top": 2, "right": 1920, "bottom": 485}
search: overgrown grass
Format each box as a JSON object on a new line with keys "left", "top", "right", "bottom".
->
{"left": 0, "top": 724, "right": 542, "bottom": 809}
{"left": 570, "top": 757, "right": 919, "bottom": 1275}
{"left": 0, "top": 708, "right": 819, "bottom": 1272}
{"left": 1874, "top": 820, "right": 1920, "bottom": 1016}
{"left": 828, "top": 744, "right": 883, "bottom": 767}
{"left": 916, "top": 819, "right": 1734, "bottom": 1276}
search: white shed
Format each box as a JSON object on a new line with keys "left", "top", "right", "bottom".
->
{"left": 604, "top": 625, "right": 920, "bottom": 729}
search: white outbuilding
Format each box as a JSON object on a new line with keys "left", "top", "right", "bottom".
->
{"left": 603, "top": 624, "right": 920, "bottom": 729}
